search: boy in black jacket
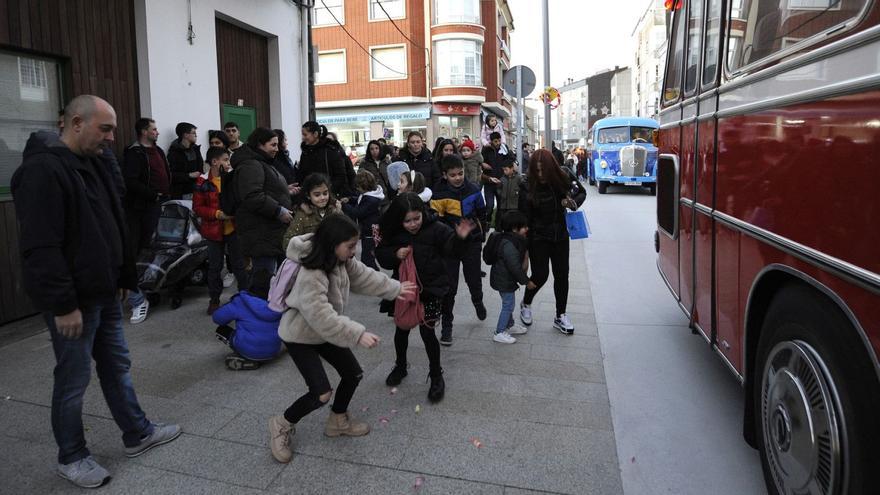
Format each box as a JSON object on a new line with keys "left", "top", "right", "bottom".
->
{"left": 430, "top": 155, "right": 488, "bottom": 345}
{"left": 486, "top": 211, "right": 535, "bottom": 344}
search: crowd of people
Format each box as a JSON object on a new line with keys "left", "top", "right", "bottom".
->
{"left": 11, "top": 96, "right": 587, "bottom": 488}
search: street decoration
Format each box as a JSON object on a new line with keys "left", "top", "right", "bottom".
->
{"left": 539, "top": 86, "right": 561, "bottom": 109}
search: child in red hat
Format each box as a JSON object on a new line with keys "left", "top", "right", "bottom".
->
{"left": 458, "top": 139, "right": 483, "bottom": 186}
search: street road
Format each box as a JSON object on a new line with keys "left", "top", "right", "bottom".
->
{"left": 581, "top": 183, "right": 767, "bottom": 495}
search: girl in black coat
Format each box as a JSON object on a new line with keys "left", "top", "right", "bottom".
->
{"left": 397, "top": 131, "right": 442, "bottom": 188}
{"left": 517, "top": 148, "right": 586, "bottom": 335}
{"left": 296, "top": 122, "right": 356, "bottom": 198}
{"left": 375, "top": 193, "right": 475, "bottom": 403}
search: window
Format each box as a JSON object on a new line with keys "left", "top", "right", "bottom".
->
{"left": 662, "top": 5, "right": 685, "bottom": 104}
{"left": 703, "top": 0, "right": 723, "bottom": 86}
{"left": 433, "top": 0, "right": 480, "bottom": 24}
{"left": 316, "top": 51, "right": 346, "bottom": 84}
{"left": 726, "top": 0, "right": 868, "bottom": 72}
{"left": 433, "top": 39, "right": 483, "bottom": 86}
{"left": 597, "top": 127, "right": 629, "bottom": 144}
{"left": 1, "top": 52, "right": 62, "bottom": 196}
{"left": 370, "top": 45, "right": 407, "bottom": 80}
{"left": 369, "top": 0, "right": 404, "bottom": 20}
{"left": 314, "top": 0, "right": 344, "bottom": 27}
{"left": 684, "top": 0, "right": 704, "bottom": 95}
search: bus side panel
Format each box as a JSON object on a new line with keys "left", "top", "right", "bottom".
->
{"left": 658, "top": 123, "right": 682, "bottom": 300}
{"left": 694, "top": 118, "right": 716, "bottom": 337}
{"left": 679, "top": 118, "right": 697, "bottom": 317}
{"left": 715, "top": 223, "right": 742, "bottom": 370}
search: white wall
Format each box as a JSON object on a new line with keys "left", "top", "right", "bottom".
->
{"left": 134, "top": 0, "right": 309, "bottom": 157}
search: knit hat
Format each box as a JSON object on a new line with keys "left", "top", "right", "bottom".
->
{"left": 459, "top": 139, "right": 476, "bottom": 151}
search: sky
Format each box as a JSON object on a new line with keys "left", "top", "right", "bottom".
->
{"left": 507, "top": 0, "right": 650, "bottom": 99}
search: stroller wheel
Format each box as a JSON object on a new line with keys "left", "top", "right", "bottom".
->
{"left": 189, "top": 267, "right": 207, "bottom": 285}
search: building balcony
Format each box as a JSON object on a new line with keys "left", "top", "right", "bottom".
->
{"left": 432, "top": 85, "right": 487, "bottom": 103}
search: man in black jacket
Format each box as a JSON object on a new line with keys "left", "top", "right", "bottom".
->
{"left": 122, "top": 117, "right": 170, "bottom": 323}
{"left": 479, "top": 132, "right": 514, "bottom": 225}
{"left": 11, "top": 95, "right": 180, "bottom": 488}
{"left": 167, "top": 121, "right": 203, "bottom": 199}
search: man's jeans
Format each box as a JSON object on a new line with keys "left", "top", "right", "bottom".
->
{"left": 496, "top": 291, "right": 516, "bottom": 334}
{"left": 128, "top": 288, "right": 145, "bottom": 308}
{"left": 44, "top": 298, "right": 153, "bottom": 464}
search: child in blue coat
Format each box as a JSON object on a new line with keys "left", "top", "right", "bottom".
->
{"left": 213, "top": 269, "right": 283, "bottom": 370}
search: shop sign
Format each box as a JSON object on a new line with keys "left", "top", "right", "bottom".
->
{"left": 432, "top": 103, "right": 480, "bottom": 116}
{"left": 318, "top": 107, "right": 430, "bottom": 124}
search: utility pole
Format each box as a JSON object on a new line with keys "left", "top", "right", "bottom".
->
{"left": 516, "top": 65, "right": 523, "bottom": 168}
{"left": 541, "top": 0, "right": 551, "bottom": 150}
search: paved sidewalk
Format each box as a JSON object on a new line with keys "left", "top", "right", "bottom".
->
{"left": 0, "top": 238, "right": 621, "bottom": 494}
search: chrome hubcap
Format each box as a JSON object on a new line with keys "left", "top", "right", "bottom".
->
{"left": 761, "top": 340, "right": 843, "bottom": 495}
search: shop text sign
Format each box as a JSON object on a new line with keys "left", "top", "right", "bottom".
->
{"left": 432, "top": 103, "right": 480, "bottom": 116}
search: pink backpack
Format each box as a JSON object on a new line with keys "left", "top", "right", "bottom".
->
{"left": 393, "top": 250, "right": 424, "bottom": 329}
{"left": 267, "top": 258, "right": 301, "bottom": 312}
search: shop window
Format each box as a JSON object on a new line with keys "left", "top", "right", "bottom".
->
{"left": 433, "top": 39, "right": 483, "bottom": 86}
{"left": 370, "top": 45, "right": 407, "bottom": 80}
{"left": 0, "top": 51, "right": 62, "bottom": 197}
{"left": 432, "top": 0, "right": 480, "bottom": 24}
{"left": 314, "top": 0, "right": 344, "bottom": 27}
{"left": 726, "top": 0, "right": 867, "bottom": 72}
{"left": 316, "top": 50, "right": 346, "bottom": 84}
{"left": 370, "top": 0, "right": 404, "bottom": 20}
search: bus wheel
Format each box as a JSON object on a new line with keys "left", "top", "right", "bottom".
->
{"left": 588, "top": 176, "right": 596, "bottom": 186}
{"left": 598, "top": 181, "right": 608, "bottom": 194}
{"left": 754, "top": 285, "right": 880, "bottom": 495}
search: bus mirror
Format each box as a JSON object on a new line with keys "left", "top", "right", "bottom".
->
{"left": 652, "top": 129, "right": 660, "bottom": 147}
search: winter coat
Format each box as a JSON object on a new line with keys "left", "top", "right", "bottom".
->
{"left": 280, "top": 234, "right": 401, "bottom": 347}
{"left": 480, "top": 122, "right": 506, "bottom": 148}
{"left": 462, "top": 155, "right": 483, "bottom": 185}
{"left": 231, "top": 145, "right": 293, "bottom": 258}
{"left": 356, "top": 156, "right": 391, "bottom": 193}
{"left": 212, "top": 291, "right": 282, "bottom": 361}
{"left": 283, "top": 202, "right": 340, "bottom": 249}
{"left": 12, "top": 132, "right": 137, "bottom": 316}
{"left": 518, "top": 167, "right": 586, "bottom": 242}
{"left": 375, "top": 216, "right": 463, "bottom": 299}
{"left": 430, "top": 179, "right": 487, "bottom": 242}
{"left": 496, "top": 173, "right": 524, "bottom": 211}
{"left": 489, "top": 234, "right": 529, "bottom": 292}
{"left": 398, "top": 146, "right": 442, "bottom": 188}
{"left": 122, "top": 141, "right": 170, "bottom": 212}
{"left": 296, "top": 139, "right": 356, "bottom": 198}
{"left": 167, "top": 139, "right": 204, "bottom": 198}
{"left": 272, "top": 150, "right": 297, "bottom": 185}
{"left": 343, "top": 186, "right": 385, "bottom": 237}
{"left": 193, "top": 172, "right": 234, "bottom": 242}
{"left": 480, "top": 145, "right": 514, "bottom": 180}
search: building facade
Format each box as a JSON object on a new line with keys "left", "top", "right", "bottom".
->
{"left": 631, "top": 0, "right": 667, "bottom": 119}
{"left": 0, "top": 0, "right": 309, "bottom": 324}
{"left": 556, "top": 78, "right": 588, "bottom": 147}
{"left": 312, "top": 0, "right": 514, "bottom": 153}
{"left": 610, "top": 68, "right": 633, "bottom": 116}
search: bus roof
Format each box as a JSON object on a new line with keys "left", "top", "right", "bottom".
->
{"left": 592, "top": 116, "right": 659, "bottom": 130}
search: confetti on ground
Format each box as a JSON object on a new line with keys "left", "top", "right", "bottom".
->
{"left": 379, "top": 417, "right": 390, "bottom": 424}
{"left": 413, "top": 476, "right": 425, "bottom": 491}
{"left": 469, "top": 437, "right": 483, "bottom": 449}
{"left": 414, "top": 405, "right": 421, "bottom": 414}
{"left": 391, "top": 409, "right": 398, "bottom": 415}
{"left": 390, "top": 387, "right": 398, "bottom": 395}
{"left": 361, "top": 406, "right": 369, "bottom": 413}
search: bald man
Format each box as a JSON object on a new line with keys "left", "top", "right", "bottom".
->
{"left": 11, "top": 95, "right": 181, "bottom": 488}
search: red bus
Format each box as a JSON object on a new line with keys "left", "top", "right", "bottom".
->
{"left": 655, "top": 0, "right": 880, "bottom": 493}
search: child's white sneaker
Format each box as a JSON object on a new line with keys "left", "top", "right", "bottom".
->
{"left": 508, "top": 325, "right": 528, "bottom": 335}
{"left": 519, "top": 303, "right": 532, "bottom": 326}
{"left": 493, "top": 331, "right": 517, "bottom": 344}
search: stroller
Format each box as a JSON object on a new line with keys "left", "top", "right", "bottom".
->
{"left": 136, "top": 200, "right": 209, "bottom": 307}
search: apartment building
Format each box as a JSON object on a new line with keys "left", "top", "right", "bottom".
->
{"left": 610, "top": 68, "right": 633, "bottom": 116}
{"left": 312, "top": 0, "right": 514, "bottom": 152}
{"left": 631, "top": 0, "right": 666, "bottom": 119}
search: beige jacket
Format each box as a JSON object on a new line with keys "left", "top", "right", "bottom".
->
{"left": 279, "top": 234, "right": 401, "bottom": 347}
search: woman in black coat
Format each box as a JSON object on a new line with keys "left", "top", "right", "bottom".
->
{"left": 517, "top": 148, "right": 586, "bottom": 335}
{"left": 232, "top": 128, "right": 293, "bottom": 274}
{"left": 271, "top": 129, "right": 297, "bottom": 185}
{"left": 356, "top": 139, "right": 391, "bottom": 193}
{"left": 296, "top": 121, "right": 355, "bottom": 198}
{"left": 397, "top": 131, "right": 441, "bottom": 188}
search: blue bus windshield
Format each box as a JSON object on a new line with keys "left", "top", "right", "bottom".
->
{"left": 597, "top": 126, "right": 656, "bottom": 144}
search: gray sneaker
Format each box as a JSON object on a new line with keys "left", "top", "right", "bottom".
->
{"left": 125, "top": 423, "right": 182, "bottom": 458}
{"left": 57, "top": 455, "right": 110, "bottom": 488}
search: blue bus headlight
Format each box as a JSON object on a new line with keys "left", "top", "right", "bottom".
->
{"left": 600, "top": 160, "right": 608, "bottom": 169}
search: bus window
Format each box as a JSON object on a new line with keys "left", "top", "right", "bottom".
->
{"left": 684, "top": 0, "right": 704, "bottom": 95}
{"left": 662, "top": 4, "right": 686, "bottom": 104}
{"left": 597, "top": 127, "right": 629, "bottom": 144}
{"left": 727, "top": 0, "right": 870, "bottom": 72}
{"left": 631, "top": 127, "right": 655, "bottom": 142}
{"left": 702, "top": 0, "right": 722, "bottom": 87}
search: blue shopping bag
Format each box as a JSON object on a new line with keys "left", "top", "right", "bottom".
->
{"left": 565, "top": 210, "right": 591, "bottom": 240}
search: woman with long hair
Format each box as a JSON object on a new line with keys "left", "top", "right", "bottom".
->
{"left": 517, "top": 148, "right": 586, "bottom": 334}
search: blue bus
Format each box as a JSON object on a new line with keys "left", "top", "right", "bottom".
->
{"left": 586, "top": 116, "right": 659, "bottom": 195}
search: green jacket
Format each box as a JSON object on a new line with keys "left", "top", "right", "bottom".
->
{"left": 496, "top": 173, "right": 524, "bottom": 211}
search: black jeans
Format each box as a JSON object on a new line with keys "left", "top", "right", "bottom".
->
{"left": 207, "top": 232, "right": 247, "bottom": 300}
{"left": 361, "top": 236, "right": 377, "bottom": 270}
{"left": 394, "top": 324, "right": 442, "bottom": 376}
{"left": 483, "top": 183, "right": 498, "bottom": 224}
{"left": 441, "top": 240, "right": 483, "bottom": 331}
{"left": 523, "top": 237, "right": 570, "bottom": 316}
{"left": 283, "top": 342, "right": 363, "bottom": 423}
